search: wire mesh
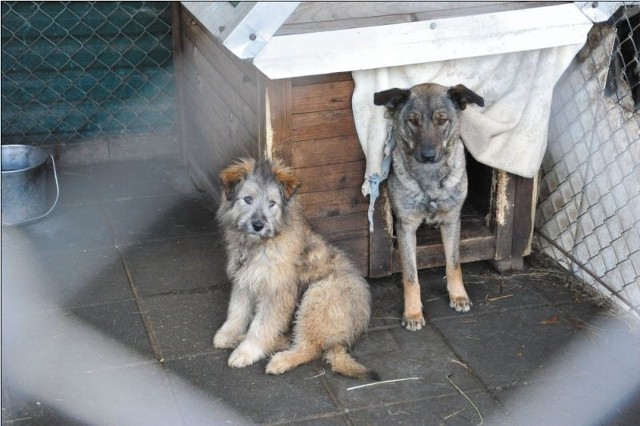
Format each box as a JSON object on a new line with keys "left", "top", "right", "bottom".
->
{"left": 1, "top": 1, "right": 175, "bottom": 145}
{"left": 537, "top": 3, "right": 640, "bottom": 315}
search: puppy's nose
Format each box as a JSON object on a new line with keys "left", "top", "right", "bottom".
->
{"left": 252, "top": 220, "right": 265, "bottom": 232}
{"left": 420, "top": 147, "right": 437, "bottom": 162}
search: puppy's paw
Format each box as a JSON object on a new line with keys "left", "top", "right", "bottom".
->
{"left": 402, "top": 312, "right": 426, "bottom": 331}
{"left": 228, "top": 341, "right": 265, "bottom": 368}
{"left": 449, "top": 296, "right": 472, "bottom": 313}
{"left": 213, "top": 330, "right": 244, "bottom": 349}
{"left": 265, "top": 352, "right": 291, "bottom": 375}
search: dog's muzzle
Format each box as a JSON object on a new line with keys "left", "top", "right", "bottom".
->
{"left": 415, "top": 145, "right": 441, "bottom": 163}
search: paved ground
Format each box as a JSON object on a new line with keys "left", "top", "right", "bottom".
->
{"left": 2, "top": 159, "right": 639, "bottom": 425}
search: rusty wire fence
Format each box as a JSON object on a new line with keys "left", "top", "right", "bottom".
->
{"left": 1, "top": 1, "right": 175, "bottom": 146}
{"left": 537, "top": 3, "right": 640, "bottom": 316}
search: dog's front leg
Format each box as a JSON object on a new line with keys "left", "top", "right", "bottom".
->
{"left": 396, "top": 219, "right": 425, "bottom": 331}
{"left": 227, "top": 288, "right": 296, "bottom": 368}
{"left": 214, "top": 284, "right": 253, "bottom": 349}
{"left": 440, "top": 220, "right": 472, "bottom": 312}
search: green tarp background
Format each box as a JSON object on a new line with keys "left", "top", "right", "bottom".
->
{"left": 1, "top": 1, "right": 176, "bottom": 145}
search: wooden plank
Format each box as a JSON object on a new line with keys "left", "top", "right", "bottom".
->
{"left": 181, "top": 6, "right": 258, "bottom": 81}
{"left": 511, "top": 175, "right": 535, "bottom": 258}
{"left": 266, "top": 78, "right": 294, "bottom": 164}
{"left": 181, "top": 66, "right": 257, "bottom": 155}
{"left": 181, "top": 7, "right": 258, "bottom": 109}
{"left": 290, "top": 108, "right": 357, "bottom": 141}
{"left": 307, "top": 212, "right": 368, "bottom": 243}
{"left": 181, "top": 85, "right": 253, "bottom": 167}
{"left": 292, "top": 72, "right": 353, "bottom": 87}
{"left": 284, "top": 2, "right": 439, "bottom": 24}
{"left": 298, "top": 187, "right": 368, "bottom": 219}
{"left": 292, "top": 79, "right": 355, "bottom": 113}
{"left": 332, "top": 237, "right": 369, "bottom": 276}
{"left": 181, "top": 79, "right": 260, "bottom": 203}
{"left": 493, "top": 170, "right": 517, "bottom": 261}
{"left": 369, "top": 188, "right": 394, "bottom": 278}
{"left": 256, "top": 73, "right": 268, "bottom": 160}
{"left": 416, "top": 220, "right": 493, "bottom": 247}
{"left": 290, "top": 135, "right": 365, "bottom": 168}
{"left": 181, "top": 108, "right": 226, "bottom": 202}
{"left": 391, "top": 235, "right": 496, "bottom": 272}
{"left": 278, "top": 2, "right": 546, "bottom": 36}
{"left": 412, "top": 2, "right": 563, "bottom": 22}
{"left": 294, "top": 160, "right": 365, "bottom": 193}
{"left": 182, "top": 39, "right": 260, "bottom": 140}
{"left": 387, "top": 200, "right": 496, "bottom": 273}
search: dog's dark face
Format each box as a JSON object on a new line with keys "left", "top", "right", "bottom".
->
{"left": 374, "top": 83, "right": 484, "bottom": 164}
{"left": 218, "top": 158, "right": 299, "bottom": 239}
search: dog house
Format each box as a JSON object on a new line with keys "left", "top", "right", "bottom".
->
{"left": 172, "top": 2, "right": 596, "bottom": 277}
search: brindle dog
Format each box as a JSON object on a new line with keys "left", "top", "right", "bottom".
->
{"left": 374, "top": 83, "right": 484, "bottom": 331}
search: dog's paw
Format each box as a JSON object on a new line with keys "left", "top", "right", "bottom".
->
{"left": 402, "top": 313, "right": 426, "bottom": 331}
{"left": 213, "top": 330, "right": 243, "bottom": 349}
{"left": 228, "top": 341, "right": 265, "bottom": 368}
{"left": 265, "top": 353, "right": 291, "bottom": 375}
{"left": 449, "top": 296, "right": 472, "bottom": 313}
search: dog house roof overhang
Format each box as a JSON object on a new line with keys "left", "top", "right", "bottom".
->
{"left": 181, "top": 1, "right": 618, "bottom": 80}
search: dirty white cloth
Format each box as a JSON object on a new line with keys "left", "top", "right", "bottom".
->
{"left": 352, "top": 45, "right": 585, "bottom": 230}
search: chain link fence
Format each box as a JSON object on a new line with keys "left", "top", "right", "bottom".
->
{"left": 1, "top": 1, "right": 175, "bottom": 146}
{"left": 537, "top": 3, "right": 640, "bottom": 316}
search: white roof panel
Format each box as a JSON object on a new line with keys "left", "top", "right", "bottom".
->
{"left": 181, "top": 1, "right": 623, "bottom": 79}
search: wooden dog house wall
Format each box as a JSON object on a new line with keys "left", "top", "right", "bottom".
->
{"left": 173, "top": 7, "right": 369, "bottom": 273}
{"left": 172, "top": 2, "right": 593, "bottom": 277}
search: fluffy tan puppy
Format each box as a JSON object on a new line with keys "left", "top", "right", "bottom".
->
{"left": 213, "top": 158, "right": 378, "bottom": 380}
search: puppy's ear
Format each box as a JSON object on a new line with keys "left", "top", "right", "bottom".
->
{"left": 219, "top": 158, "right": 255, "bottom": 200}
{"left": 374, "top": 88, "right": 411, "bottom": 113}
{"left": 448, "top": 84, "right": 485, "bottom": 110}
{"left": 271, "top": 161, "right": 300, "bottom": 201}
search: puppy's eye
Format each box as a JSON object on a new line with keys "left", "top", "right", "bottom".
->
{"left": 243, "top": 196, "right": 253, "bottom": 205}
{"left": 407, "top": 113, "right": 420, "bottom": 126}
{"left": 268, "top": 200, "right": 276, "bottom": 208}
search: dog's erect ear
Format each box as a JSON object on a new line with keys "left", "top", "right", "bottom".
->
{"left": 271, "top": 160, "right": 300, "bottom": 201}
{"left": 374, "top": 88, "right": 411, "bottom": 113}
{"left": 219, "top": 158, "right": 255, "bottom": 200}
{"left": 447, "top": 84, "right": 485, "bottom": 111}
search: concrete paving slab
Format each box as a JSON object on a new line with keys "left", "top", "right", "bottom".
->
{"left": 141, "top": 289, "right": 229, "bottom": 361}
{"left": 345, "top": 390, "right": 506, "bottom": 426}
{"left": 121, "top": 233, "right": 228, "bottom": 298}
{"left": 166, "top": 352, "right": 339, "bottom": 424}
{"left": 103, "top": 194, "right": 218, "bottom": 246}
{"left": 431, "top": 304, "right": 616, "bottom": 389}
{"left": 324, "top": 326, "right": 484, "bottom": 410}
{"left": 2, "top": 245, "right": 134, "bottom": 313}
{"left": 1, "top": 203, "right": 114, "bottom": 252}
